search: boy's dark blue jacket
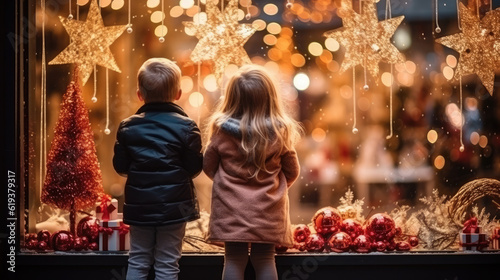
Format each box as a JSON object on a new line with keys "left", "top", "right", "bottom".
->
{"left": 113, "top": 102, "right": 202, "bottom": 226}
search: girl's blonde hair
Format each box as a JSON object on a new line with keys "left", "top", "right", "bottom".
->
{"left": 206, "top": 64, "right": 302, "bottom": 176}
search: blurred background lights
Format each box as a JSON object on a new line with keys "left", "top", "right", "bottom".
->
{"left": 267, "top": 22, "right": 282, "bottom": 35}
{"left": 203, "top": 74, "right": 218, "bottom": 92}
{"left": 180, "top": 76, "right": 194, "bottom": 93}
{"left": 446, "top": 54, "right": 457, "bottom": 68}
{"left": 189, "top": 92, "right": 204, "bottom": 108}
{"left": 308, "top": 42, "right": 323, "bottom": 56}
{"left": 179, "top": 0, "right": 195, "bottom": 9}
{"left": 151, "top": 11, "right": 165, "bottom": 23}
{"left": 77, "top": 0, "right": 89, "bottom": 5}
{"left": 252, "top": 19, "right": 267, "bottom": 31}
{"left": 434, "top": 155, "right": 445, "bottom": 169}
{"left": 170, "top": 6, "right": 184, "bottom": 18}
{"left": 111, "top": 0, "right": 124, "bottom": 10}
{"left": 263, "top": 34, "right": 277, "bottom": 46}
{"left": 311, "top": 128, "right": 327, "bottom": 142}
{"left": 99, "top": 0, "right": 111, "bottom": 8}
{"left": 479, "top": 135, "right": 488, "bottom": 148}
{"left": 154, "top": 25, "right": 168, "bottom": 37}
{"left": 339, "top": 85, "right": 352, "bottom": 99}
{"left": 263, "top": 3, "right": 279, "bottom": 16}
{"left": 194, "top": 12, "right": 208, "bottom": 25}
{"left": 293, "top": 73, "right": 310, "bottom": 91}
{"left": 325, "top": 38, "right": 340, "bottom": 52}
{"left": 147, "top": 0, "right": 160, "bottom": 8}
{"left": 427, "top": 129, "right": 438, "bottom": 144}
{"left": 445, "top": 103, "right": 463, "bottom": 128}
{"left": 443, "top": 66, "right": 454, "bottom": 80}
{"left": 381, "top": 72, "right": 394, "bottom": 87}
{"left": 393, "top": 26, "right": 412, "bottom": 50}
{"left": 470, "top": 132, "right": 480, "bottom": 145}
{"left": 224, "top": 64, "right": 239, "bottom": 78}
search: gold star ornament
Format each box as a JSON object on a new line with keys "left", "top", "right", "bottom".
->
{"left": 323, "top": 0, "right": 405, "bottom": 78}
{"left": 49, "top": 0, "right": 127, "bottom": 85}
{"left": 183, "top": 0, "right": 257, "bottom": 84}
{"left": 435, "top": 4, "right": 500, "bottom": 95}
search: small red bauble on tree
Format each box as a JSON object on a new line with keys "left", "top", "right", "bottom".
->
{"left": 52, "top": 230, "right": 74, "bottom": 251}
{"left": 327, "top": 232, "right": 351, "bottom": 253}
{"left": 41, "top": 68, "right": 104, "bottom": 236}
{"left": 73, "top": 237, "right": 86, "bottom": 251}
{"left": 365, "top": 213, "right": 398, "bottom": 242}
{"left": 352, "top": 235, "right": 372, "bottom": 253}
{"left": 312, "top": 206, "right": 342, "bottom": 236}
{"left": 341, "top": 218, "right": 364, "bottom": 240}
{"left": 305, "top": 233, "right": 325, "bottom": 252}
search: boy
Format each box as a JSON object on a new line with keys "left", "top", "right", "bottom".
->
{"left": 113, "top": 58, "right": 202, "bottom": 280}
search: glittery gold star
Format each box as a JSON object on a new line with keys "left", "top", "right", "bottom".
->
{"left": 435, "top": 4, "right": 500, "bottom": 95}
{"left": 323, "top": 0, "right": 405, "bottom": 78}
{"left": 183, "top": 0, "right": 256, "bottom": 84}
{"left": 49, "top": 0, "right": 126, "bottom": 85}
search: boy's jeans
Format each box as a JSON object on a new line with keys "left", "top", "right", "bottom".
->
{"left": 126, "top": 222, "right": 187, "bottom": 280}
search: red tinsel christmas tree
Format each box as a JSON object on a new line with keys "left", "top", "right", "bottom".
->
{"left": 41, "top": 69, "right": 104, "bottom": 235}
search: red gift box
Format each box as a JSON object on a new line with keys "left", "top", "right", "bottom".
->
{"left": 459, "top": 231, "right": 488, "bottom": 251}
{"left": 491, "top": 227, "right": 500, "bottom": 250}
{"left": 96, "top": 197, "right": 118, "bottom": 221}
{"left": 98, "top": 220, "right": 130, "bottom": 251}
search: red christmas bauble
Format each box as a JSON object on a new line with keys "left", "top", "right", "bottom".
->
{"left": 294, "top": 241, "right": 306, "bottom": 251}
{"left": 327, "top": 232, "right": 351, "bottom": 253}
{"left": 293, "top": 224, "right": 311, "bottom": 243}
{"left": 73, "top": 237, "right": 86, "bottom": 251}
{"left": 385, "top": 240, "right": 397, "bottom": 251}
{"left": 340, "top": 218, "right": 364, "bottom": 240}
{"left": 88, "top": 242, "right": 99, "bottom": 251}
{"left": 305, "top": 233, "right": 325, "bottom": 252}
{"left": 37, "top": 241, "right": 49, "bottom": 251}
{"left": 408, "top": 236, "right": 419, "bottom": 247}
{"left": 37, "top": 230, "right": 51, "bottom": 244}
{"left": 396, "top": 241, "right": 411, "bottom": 251}
{"left": 312, "top": 207, "right": 342, "bottom": 236}
{"left": 352, "top": 235, "right": 372, "bottom": 253}
{"left": 25, "top": 233, "right": 38, "bottom": 243}
{"left": 372, "top": 240, "right": 386, "bottom": 252}
{"left": 275, "top": 245, "right": 289, "bottom": 253}
{"left": 52, "top": 230, "right": 74, "bottom": 251}
{"left": 365, "top": 213, "right": 397, "bottom": 242}
{"left": 25, "top": 239, "right": 38, "bottom": 250}
{"left": 77, "top": 216, "right": 100, "bottom": 243}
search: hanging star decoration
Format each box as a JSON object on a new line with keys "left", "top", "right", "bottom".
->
{"left": 49, "top": 0, "right": 127, "bottom": 85}
{"left": 323, "top": 0, "right": 405, "bottom": 78}
{"left": 435, "top": 4, "right": 500, "bottom": 95}
{"left": 183, "top": 0, "right": 257, "bottom": 84}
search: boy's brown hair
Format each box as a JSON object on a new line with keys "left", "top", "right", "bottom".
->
{"left": 137, "top": 58, "right": 181, "bottom": 102}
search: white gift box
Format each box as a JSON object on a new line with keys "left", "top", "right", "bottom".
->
{"left": 98, "top": 219, "right": 130, "bottom": 251}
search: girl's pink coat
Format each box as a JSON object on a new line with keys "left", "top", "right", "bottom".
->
{"left": 203, "top": 130, "right": 300, "bottom": 247}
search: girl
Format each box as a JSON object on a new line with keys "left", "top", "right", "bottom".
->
{"left": 203, "top": 64, "right": 302, "bottom": 280}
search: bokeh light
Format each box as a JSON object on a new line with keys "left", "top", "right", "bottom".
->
{"left": 147, "top": 0, "right": 160, "bottom": 8}
{"left": 203, "top": 74, "right": 218, "bottom": 92}
{"left": 308, "top": 42, "right": 323, "bottom": 56}
{"left": 470, "top": 132, "right": 480, "bottom": 145}
{"left": 311, "top": 128, "right": 327, "bottom": 142}
{"left": 263, "top": 3, "right": 279, "bottom": 15}
{"left": 154, "top": 25, "right": 168, "bottom": 37}
{"left": 180, "top": 76, "right": 194, "bottom": 93}
{"left": 151, "top": 11, "right": 165, "bottom": 23}
{"left": 427, "top": 130, "right": 438, "bottom": 144}
{"left": 434, "top": 155, "right": 445, "bottom": 169}
{"left": 325, "top": 38, "right": 340, "bottom": 52}
{"left": 170, "top": 6, "right": 184, "bottom": 18}
{"left": 479, "top": 135, "right": 488, "bottom": 148}
{"left": 293, "top": 73, "right": 310, "bottom": 91}
{"left": 180, "top": 0, "right": 195, "bottom": 9}
{"left": 189, "top": 92, "right": 204, "bottom": 108}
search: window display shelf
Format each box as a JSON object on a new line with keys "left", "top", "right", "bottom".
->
{"left": 15, "top": 251, "right": 500, "bottom": 280}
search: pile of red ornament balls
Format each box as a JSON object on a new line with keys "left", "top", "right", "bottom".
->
{"left": 286, "top": 207, "right": 418, "bottom": 253}
{"left": 24, "top": 216, "right": 100, "bottom": 252}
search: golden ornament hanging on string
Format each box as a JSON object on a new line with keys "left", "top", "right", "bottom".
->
{"left": 323, "top": 0, "right": 405, "bottom": 78}
{"left": 183, "top": 0, "right": 257, "bottom": 84}
{"left": 435, "top": 3, "right": 500, "bottom": 95}
{"left": 49, "top": 0, "right": 127, "bottom": 85}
